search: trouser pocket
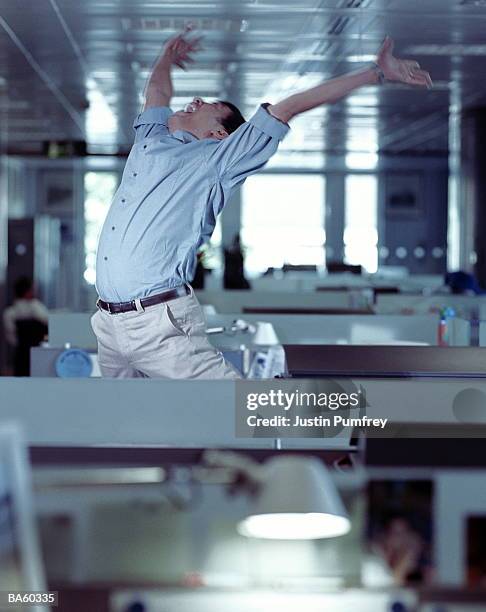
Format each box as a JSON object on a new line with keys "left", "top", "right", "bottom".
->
{"left": 164, "top": 296, "right": 206, "bottom": 338}
{"left": 163, "top": 302, "right": 186, "bottom": 337}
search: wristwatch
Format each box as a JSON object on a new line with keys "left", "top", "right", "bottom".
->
{"left": 371, "top": 62, "right": 386, "bottom": 85}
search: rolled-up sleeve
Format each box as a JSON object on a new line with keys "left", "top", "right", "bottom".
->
{"left": 133, "top": 106, "right": 173, "bottom": 142}
{"left": 206, "top": 104, "right": 290, "bottom": 189}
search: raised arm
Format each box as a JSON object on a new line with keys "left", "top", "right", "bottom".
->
{"left": 268, "top": 37, "right": 432, "bottom": 123}
{"left": 143, "top": 25, "right": 201, "bottom": 111}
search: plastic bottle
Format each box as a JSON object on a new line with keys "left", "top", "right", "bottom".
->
{"left": 438, "top": 307, "right": 456, "bottom": 346}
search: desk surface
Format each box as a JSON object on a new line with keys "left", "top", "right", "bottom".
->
{"left": 243, "top": 307, "right": 373, "bottom": 315}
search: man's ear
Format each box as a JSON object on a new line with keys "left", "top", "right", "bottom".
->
{"left": 209, "top": 127, "right": 229, "bottom": 141}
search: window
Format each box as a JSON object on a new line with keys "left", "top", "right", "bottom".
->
{"left": 344, "top": 175, "right": 378, "bottom": 273}
{"left": 84, "top": 171, "right": 118, "bottom": 284}
{"left": 241, "top": 174, "right": 325, "bottom": 275}
{"left": 202, "top": 217, "right": 223, "bottom": 272}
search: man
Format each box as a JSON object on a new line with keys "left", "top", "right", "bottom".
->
{"left": 3, "top": 277, "right": 49, "bottom": 376}
{"left": 92, "top": 29, "right": 431, "bottom": 379}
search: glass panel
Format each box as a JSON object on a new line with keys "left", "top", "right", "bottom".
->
{"left": 204, "top": 217, "right": 223, "bottom": 271}
{"left": 84, "top": 172, "right": 118, "bottom": 285}
{"left": 344, "top": 174, "right": 378, "bottom": 273}
{"left": 241, "top": 174, "right": 325, "bottom": 276}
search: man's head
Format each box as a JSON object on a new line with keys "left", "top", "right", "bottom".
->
{"left": 14, "top": 276, "right": 34, "bottom": 300}
{"left": 168, "top": 97, "right": 245, "bottom": 140}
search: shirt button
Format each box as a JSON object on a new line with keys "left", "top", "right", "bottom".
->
{"left": 121, "top": 198, "right": 126, "bottom": 203}
{"left": 143, "top": 145, "right": 147, "bottom": 150}
{"left": 104, "top": 256, "right": 108, "bottom": 261}
{"left": 111, "top": 226, "right": 115, "bottom": 230}
{"left": 133, "top": 172, "right": 138, "bottom": 177}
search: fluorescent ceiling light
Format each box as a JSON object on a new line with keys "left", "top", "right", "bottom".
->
{"left": 0, "top": 100, "right": 29, "bottom": 110}
{"left": 406, "top": 44, "right": 486, "bottom": 55}
{"left": 347, "top": 54, "right": 376, "bottom": 63}
{"left": 237, "top": 456, "right": 351, "bottom": 541}
{"left": 347, "top": 93, "right": 379, "bottom": 107}
{"left": 4, "top": 119, "right": 46, "bottom": 127}
{"left": 86, "top": 86, "right": 117, "bottom": 144}
{"left": 346, "top": 152, "right": 379, "bottom": 171}
{"left": 34, "top": 467, "right": 165, "bottom": 487}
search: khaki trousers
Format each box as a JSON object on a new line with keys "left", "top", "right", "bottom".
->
{"left": 90, "top": 288, "right": 240, "bottom": 379}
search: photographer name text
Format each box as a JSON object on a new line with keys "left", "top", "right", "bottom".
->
{"left": 247, "top": 414, "right": 388, "bottom": 429}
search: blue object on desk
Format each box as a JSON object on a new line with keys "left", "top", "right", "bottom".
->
{"left": 55, "top": 348, "right": 93, "bottom": 378}
{"left": 222, "top": 349, "right": 246, "bottom": 376}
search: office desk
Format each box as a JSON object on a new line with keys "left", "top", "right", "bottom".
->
{"left": 0, "top": 378, "right": 352, "bottom": 451}
{"left": 195, "top": 289, "right": 358, "bottom": 313}
{"left": 283, "top": 345, "right": 486, "bottom": 378}
{"left": 242, "top": 307, "right": 373, "bottom": 315}
{"left": 376, "top": 293, "right": 486, "bottom": 319}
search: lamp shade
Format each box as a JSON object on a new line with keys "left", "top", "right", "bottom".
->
{"left": 252, "top": 321, "right": 280, "bottom": 346}
{"left": 238, "top": 456, "right": 350, "bottom": 540}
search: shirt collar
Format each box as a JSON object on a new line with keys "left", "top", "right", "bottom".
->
{"left": 171, "top": 129, "right": 199, "bottom": 143}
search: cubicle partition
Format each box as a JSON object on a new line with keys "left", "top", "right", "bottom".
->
{"left": 375, "top": 293, "right": 486, "bottom": 318}
{"left": 38, "top": 312, "right": 469, "bottom": 379}
{"left": 479, "top": 321, "right": 486, "bottom": 347}
{"left": 206, "top": 313, "right": 441, "bottom": 346}
{"left": 195, "top": 289, "right": 367, "bottom": 313}
{"left": 46, "top": 311, "right": 466, "bottom": 355}
{"left": 283, "top": 345, "right": 486, "bottom": 378}
{"left": 0, "top": 378, "right": 354, "bottom": 453}
{"left": 48, "top": 313, "right": 97, "bottom": 351}
{"left": 224, "top": 273, "right": 444, "bottom": 294}
{"left": 34, "top": 311, "right": 462, "bottom": 379}
{"left": 5, "top": 345, "right": 486, "bottom": 451}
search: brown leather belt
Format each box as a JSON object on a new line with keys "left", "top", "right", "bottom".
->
{"left": 96, "top": 285, "right": 190, "bottom": 314}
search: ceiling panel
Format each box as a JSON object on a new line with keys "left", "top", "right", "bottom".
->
{"left": 1, "top": 0, "right": 486, "bottom": 156}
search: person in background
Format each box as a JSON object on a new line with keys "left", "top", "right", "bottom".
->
{"left": 124, "top": 602, "right": 146, "bottom": 612}
{"left": 191, "top": 250, "right": 207, "bottom": 289}
{"left": 3, "top": 277, "right": 48, "bottom": 376}
{"left": 224, "top": 234, "right": 251, "bottom": 290}
{"left": 444, "top": 270, "right": 485, "bottom": 295}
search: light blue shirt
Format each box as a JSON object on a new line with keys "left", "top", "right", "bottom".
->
{"left": 95, "top": 104, "right": 289, "bottom": 302}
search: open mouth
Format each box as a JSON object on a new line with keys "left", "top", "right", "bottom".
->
{"left": 184, "top": 102, "right": 198, "bottom": 113}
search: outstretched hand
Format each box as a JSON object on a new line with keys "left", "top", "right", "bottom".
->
{"left": 376, "top": 36, "right": 432, "bottom": 88}
{"left": 163, "top": 24, "right": 203, "bottom": 70}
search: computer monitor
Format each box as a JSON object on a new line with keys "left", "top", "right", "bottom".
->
{"left": 0, "top": 423, "right": 50, "bottom": 612}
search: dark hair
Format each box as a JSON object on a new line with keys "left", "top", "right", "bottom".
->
{"left": 219, "top": 100, "right": 246, "bottom": 134}
{"left": 14, "top": 276, "right": 33, "bottom": 299}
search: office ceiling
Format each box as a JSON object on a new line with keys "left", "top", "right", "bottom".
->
{"left": 1, "top": 0, "right": 486, "bottom": 157}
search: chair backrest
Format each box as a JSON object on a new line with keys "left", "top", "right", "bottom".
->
{"left": 15, "top": 318, "right": 48, "bottom": 347}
